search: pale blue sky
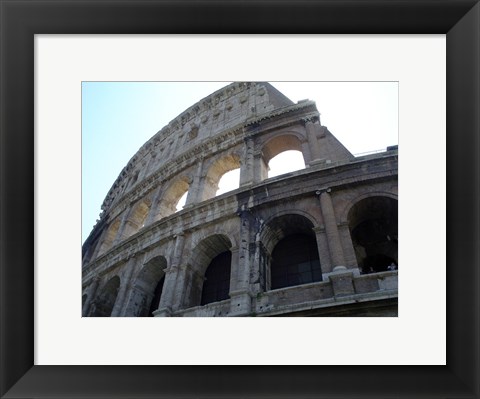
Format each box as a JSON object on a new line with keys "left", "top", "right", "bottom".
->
{"left": 82, "top": 82, "right": 398, "bottom": 243}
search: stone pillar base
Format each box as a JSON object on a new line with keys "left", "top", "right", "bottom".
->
{"left": 327, "top": 268, "right": 355, "bottom": 297}
{"left": 323, "top": 266, "right": 360, "bottom": 281}
{"left": 152, "top": 307, "right": 172, "bottom": 317}
{"left": 229, "top": 291, "right": 252, "bottom": 316}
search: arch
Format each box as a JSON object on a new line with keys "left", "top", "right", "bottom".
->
{"left": 260, "top": 211, "right": 318, "bottom": 254}
{"left": 125, "top": 256, "right": 167, "bottom": 317}
{"left": 340, "top": 191, "right": 398, "bottom": 224}
{"left": 200, "top": 251, "right": 232, "bottom": 305}
{"left": 90, "top": 276, "right": 120, "bottom": 317}
{"left": 347, "top": 196, "right": 398, "bottom": 274}
{"left": 260, "top": 213, "right": 322, "bottom": 290}
{"left": 186, "top": 234, "right": 233, "bottom": 308}
{"left": 121, "top": 198, "right": 152, "bottom": 239}
{"left": 268, "top": 150, "right": 305, "bottom": 178}
{"left": 97, "top": 218, "right": 121, "bottom": 256}
{"left": 191, "top": 229, "right": 238, "bottom": 253}
{"left": 153, "top": 176, "right": 190, "bottom": 221}
{"left": 201, "top": 153, "right": 241, "bottom": 201}
{"left": 261, "top": 133, "right": 306, "bottom": 166}
{"left": 262, "top": 209, "right": 319, "bottom": 230}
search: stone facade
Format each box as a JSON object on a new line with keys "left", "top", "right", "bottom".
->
{"left": 82, "top": 82, "right": 398, "bottom": 317}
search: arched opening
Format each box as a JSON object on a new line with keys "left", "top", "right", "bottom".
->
{"left": 187, "top": 234, "right": 233, "bottom": 308}
{"left": 148, "top": 276, "right": 165, "bottom": 316}
{"left": 202, "top": 154, "right": 241, "bottom": 201}
{"left": 216, "top": 168, "right": 240, "bottom": 196}
{"left": 347, "top": 196, "right": 398, "bottom": 274}
{"left": 91, "top": 276, "right": 120, "bottom": 317}
{"left": 201, "top": 251, "right": 232, "bottom": 305}
{"left": 268, "top": 150, "right": 305, "bottom": 178}
{"left": 271, "top": 234, "right": 322, "bottom": 289}
{"left": 261, "top": 134, "right": 306, "bottom": 180}
{"left": 262, "top": 213, "right": 322, "bottom": 291}
{"left": 121, "top": 199, "right": 151, "bottom": 239}
{"left": 154, "top": 177, "right": 190, "bottom": 221}
{"left": 97, "top": 219, "right": 121, "bottom": 255}
{"left": 176, "top": 191, "right": 188, "bottom": 211}
{"left": 125, "top": 256, "right": 167, "bottom": 317}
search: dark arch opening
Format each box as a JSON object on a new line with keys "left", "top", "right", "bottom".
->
{"left": 271, "top": 234, "right": 322, "bottom": 290}
{"left": 126, "top": 256, "right": 167, "bottom": 317}
{"left": 91, "top": 276, "right": 120, "bottom": 317}
{"left": 148, "top": 276, "right": 165, "bottom": 317}
{"left": 201, "top": 251, "right": 232, "bottom": 305}
{"left": 348, "top": 196, "right": 398, "bottom": 274}
{"left": 187, "top": 234, "right": 233, "bottom": 309}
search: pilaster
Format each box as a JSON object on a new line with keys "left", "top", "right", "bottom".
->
{"left": 338, "top": 222, "right": 359, "bottom": 268}
{"left": 82, "top": 277, "right": 100, "bottom": 317}
{"left": 239, "top": 136, "right": 254, "bottom": 186}
{"left": 185, "top": 159, "right": 204, "bottom": 205}
{"left": 113, "top": 208, "right": 133, "bottom": 245}
{"left": 312, "top": 226, "right": 332, "bottom": 276}
{"left": 144, "top": 186, "right": 163, "bottom": 225}
{"left": 155, "top": 234, "right": 185, "bottom": 315}
{"left": 303, "top": 116, "right": 323, "bottom": 163}
{"left": 253, "top": 152, "right": 268, "bottom": 183}
{"left": 317, "top": 188, "right": 346, "bottom": 270}
{"left": 110, "top": 256, "right": 137, "bottom": 317}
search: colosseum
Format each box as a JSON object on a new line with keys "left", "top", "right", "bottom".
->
{"left": 81, "top": 82, "right": 398, "bottom": 317}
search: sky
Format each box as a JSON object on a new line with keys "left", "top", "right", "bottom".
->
{"left": 82, "top": 81, "right": 398, "bottom": 243}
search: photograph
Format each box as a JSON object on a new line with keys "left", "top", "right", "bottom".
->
{"left": 1, "top": 0, "right": 478, "bottom": 396}
{"left": 82, "top": 81, "right": 398, "bottom": 317}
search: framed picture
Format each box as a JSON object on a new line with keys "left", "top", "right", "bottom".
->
{"left": 1, "top": 1, "right": 479, "bottom": 398}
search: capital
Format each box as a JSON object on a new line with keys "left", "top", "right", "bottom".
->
{"left": 315, "top": 187, "right": 331, "bottom": 196}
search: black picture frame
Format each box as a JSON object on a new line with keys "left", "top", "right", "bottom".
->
{"left": 1, "top": 1, "right": 479, "bottom": 398}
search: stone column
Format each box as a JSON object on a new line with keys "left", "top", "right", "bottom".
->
{"left": 228, "top": 247, "right": 240, "bottom": 293}
{"left": 338, "top": 222, "right": 359, "bottom": 269}
{"left": 253, "top": 152, "right": 268, "bottom": 183}
{"left": 304, "top": 116, "right": 322, "bottom": 163}
{"left": 144, "top": 186, "right": 163, "bottom": 225}
{"left": 317, "top": 189, "right": 356, "bottom": 297}
{"left": 155, "top": 234, "right": 185, "bottom": 316}
{"left": 229, "top": 210, "right": 253, "bottom": 315}
{"left": 318, "top": 189, "right": 346, "bottom": 271}
{"left": 110, "top": 257, "right": 137, "bottom": 317}
{"left": 312, "top": 226, "right": 332, "bottom": 276}
{"left": 240, "top": 136, "right": 254, "bottom": 186}
{"left": 82, "top": 277, "right": 99, "bottom": 317}
{"left": 185, "top": 159, "right": 204, "bottom": 205}
{"left": 113, "top": 209, "right": 132, "bottom": 245}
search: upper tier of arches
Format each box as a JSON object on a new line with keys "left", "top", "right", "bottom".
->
{"left": 83, "top": 83, "right": 355, "bottom": 264}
